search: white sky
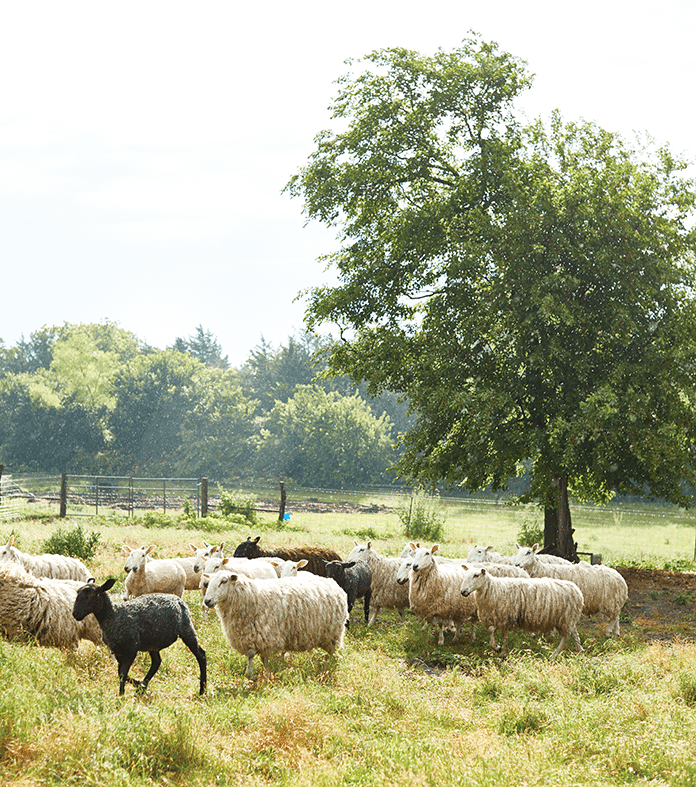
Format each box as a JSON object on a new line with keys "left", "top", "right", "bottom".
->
{"left": 1, "top": 0, "right": 694, "bottom": 367}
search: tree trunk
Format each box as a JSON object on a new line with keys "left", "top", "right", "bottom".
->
{"left": 554, "top": 475, "right": 579, "bottom": 562}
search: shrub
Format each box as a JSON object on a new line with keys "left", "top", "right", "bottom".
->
{"left": 516, "top": 511, "right": 544, "bottom": 548}
{"left": 216, "top": 490, "right": 258, "bottom": 524}
{"left": 41, "top": 524, "right": 100, "bottom": 561}
{"left": 397, "top": 491, "right": 445, "bottom": 542}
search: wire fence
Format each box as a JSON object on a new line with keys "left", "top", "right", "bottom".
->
{"left": 2, "top": 475, "right": 696, "bottom": 563}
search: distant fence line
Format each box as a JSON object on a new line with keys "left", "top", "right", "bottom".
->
{"left": 0, "top": 473, "right": 292, "bottom": 522}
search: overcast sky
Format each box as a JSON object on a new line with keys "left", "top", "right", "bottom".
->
{"left": 1, "top": 0, "right": 694, "bottom": 367}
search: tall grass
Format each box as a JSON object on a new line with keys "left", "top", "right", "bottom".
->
{"left": 1, "top": 506, "right": 696, "bottom": 785}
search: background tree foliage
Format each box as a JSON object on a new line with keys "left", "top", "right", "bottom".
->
{"left": 286, "top": 35, "right": 696, "bottom": 556}
{"left": 0, "top": 322, "right": 403, "bottom": 486}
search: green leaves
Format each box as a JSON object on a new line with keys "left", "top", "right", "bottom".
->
{"left": 288, "top": 37, "right": 696, "bottom": 509}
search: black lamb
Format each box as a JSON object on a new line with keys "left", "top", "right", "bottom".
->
{"left": 324, "top": 559, "right": 372, "bottom": 625}
{"left": 233, "top": 536, "right": 342, "bottom": 577}
{"left": 72, "top": 578, "right": 206, "bottom": 695}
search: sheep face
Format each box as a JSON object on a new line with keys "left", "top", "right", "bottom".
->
{"left": 410, "top": 544, "right": 440, "bottom": 574}
{"left": 73, "top": 578, "right": 116, "bottom": 620}
{"left": 0, "top": 536, "right": 19, "bottom": 564}
{"left": 396, "top": 556, "right": 414, "bottom": 585}
{"left": 459, "top": 566, "right": 486, "bottom": 597}
{"left": 233, "top": 537, "right": 261, "bottom": 559}
{"left": 514, "top": 544, "right": 539, "bottom": 570}
{"left": 344, "top": 540, "right": 372, "bottom": 563}
{"left": 466, "top": 545, "right": 496, "bottom": 562}
{"left": 202, "top": 571, "right": 238, "bottom": 608}
{"left": 123, "top": 545, "right": 156, "bottom": 574}
{"left": 278, "top": 559, "right": 308, "bottom": 577}
{"left": 324, "top": 561, "right": 349, "bottom": 584}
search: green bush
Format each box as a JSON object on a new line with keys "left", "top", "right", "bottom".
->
{"left": 397, "top": 491, "right": 445, "bottom": 542}
{"left": 216, "top": 490, "right": 258, "bottom": 524}
{"left": 41, "top": 524, "right": 100, "bottom": 561}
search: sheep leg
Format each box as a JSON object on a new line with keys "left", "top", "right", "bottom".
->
{"left": 117, "top": 654, "right": 138, "bottom": 695}
{"left": 437, "top": 623, "right": 445, "bottom": 646}
{"left": 368, "top": 606, "right": 380, "bottom": 626}
{"left": 570, "top": 628, "right": 583, "bottom": 653}
{"left": 551, "top": 635, "right": 568, "bottom": 658}
{"left": 138, "top": 651, "right": 162, "bottom": 692}
{"left": 245, "top": 652, "right": 256, "bottom": 679}
{"left": 180, "top": 627, "right": 207, "bottom": 694}
{"left": 363, "top": 591, "right": 371, "bottom": 624}
{"left": 487, "top": 626, "right": 501, "bottom": 652}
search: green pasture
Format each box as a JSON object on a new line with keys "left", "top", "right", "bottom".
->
{"left": 1, "top": 506, "right": 696, "bottom": 786}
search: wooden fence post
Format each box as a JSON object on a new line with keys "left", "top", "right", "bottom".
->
{"left": 278, "top": 481, "right": 287, "bottom": 521}
{"left": 201, "top": 478, "right": 208, "bottom": 518}
{"left": 60, "top": 474, "right": 68, "bottom": 518}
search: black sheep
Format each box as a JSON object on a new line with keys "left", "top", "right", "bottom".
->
{"left": 324, "top": 560, "right": 372, "bottom": 625}
{"left": 72, "top": 578, "right": 206, "bottom": 695}
{"left": 233, "top": 536, "right": 341, "bottom": 577}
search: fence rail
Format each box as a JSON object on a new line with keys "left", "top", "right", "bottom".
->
{"left": 0, "top": 474, "right": 206, "bottom": 520}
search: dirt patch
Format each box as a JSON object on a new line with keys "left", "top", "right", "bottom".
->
{"left": 611, "top": 566, "right": 696, "bottom": 642}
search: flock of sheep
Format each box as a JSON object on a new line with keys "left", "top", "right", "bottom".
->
{"left": 0, "top": 531, "right": 629, "bottom": 695}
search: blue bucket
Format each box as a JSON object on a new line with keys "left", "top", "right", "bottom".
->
{"left": 283, "top": 512, "right": 291, "bottom": 521}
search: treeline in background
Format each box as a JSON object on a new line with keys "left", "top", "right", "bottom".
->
{"left": 0, "top": 321, "right": 412, "bottom": 487}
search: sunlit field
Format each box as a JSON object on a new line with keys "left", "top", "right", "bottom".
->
{"left": 1, "top": 502, "right": 696, "bottom": 786}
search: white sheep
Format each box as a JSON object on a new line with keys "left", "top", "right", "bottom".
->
{"left": 407, "top": 544, "right": 479, "bottom": 645}
{"left": 467, "top": 543, "right": 570, "bottom": 565}
{"left": 122, "top": 545, "right": 187, "bottom": 600}
{"left": 344, "top": 541, "right": 410, "bottom": 626}
{"left": 0, "top": 562, "right": 103, "bottom": 648}
{"left": 197, "top": 555, "right": 278, "bottom": 616}
{"left": 174, "top": 542, "right": 223, "bottom": 591}
{"left": 460, "top": 564, "right": 584, "bottom": 657}
{"left": 267, "top": 558, "right": 310, "bottom": 578}
{"left": 0, "top": 534, "right": 92, "bottom": 582}
{"left": 192, "top": 542, "right": 225, "bottom": 575}
{"left": 202, "top": 570, "right": 348, "bottom": 678}
{"left": 514, "top": 543, "right": 628, "bottom": 636}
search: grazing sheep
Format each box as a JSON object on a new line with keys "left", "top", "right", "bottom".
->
{"left": 408, "top": 544, "right": 478, "bottom": 645}
{"left": 267, "top": 558, "right": 310, "bottom": 578}
{"left": 344, "top": 541, "right": 410, "bottom": 626}
{"left": 460, "top": 564, "right": 584, "bottom": 657}
{"left": 233, "top": 536, "right": 341, "bottom": 577}
{"left": 202, "top": 570, "right": 347, "bottom": 678}
{"left": 73, "top": 578, "right": 206, "bottom": 695}
{"left": 0, "top": 563, "right": 103, "bottom": 648}
{"left": 191, "top": 542, "right": 225, "bottom": 575}
{"left": 324, "top": 560, "right": 372, "bottom": 625}
{"left": 0, "top": 535, "right": 92, "bottom": 582}
{"left": 467, "top": 544, "right": 570, "bottom": 566}
{"left": 174, "top": 542, "right": 223, "bottom": 591}
{"left": 514, "top": 543, "right": 628, "bottom": 636}
{"left": 122, "top": 545, "right": 187, "bottom": 600}
{"left": 197, "top": 556, "right": 278, "bottom": 617}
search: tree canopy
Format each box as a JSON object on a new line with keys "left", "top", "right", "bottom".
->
{"left": 286, "top": 35, "right": 696, "bottom": 556}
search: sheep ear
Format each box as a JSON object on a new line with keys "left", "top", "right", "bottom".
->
{"left": 121, "top": 545, "right": 132, "bottom": 555}
{"left": 253, "top": 537, "right": 261, "bottom": 545}
{"left": 461, "top": 564, "right": 468, "bottom": 571}
{"left": 146, "top": 545, "right": 157, "bottom": 555}
{"left": 532, "top": 543, "right": 540, "bottom": 554}
{"left": 432, "top": 544, "right": 440, "bottom": 553}
{"left": 221, "top": 558, "right": 229, "bottom": 566}
{"left": 101, "top": 578, "right": 117, "bottom": 592}
{"left": 344, "top": 561, "right": 356, "bottom": 569}
{"left": 480, "top": 567, "right": 487, "bottom": 576}
{"left": 297, "top": 560, "right": 308, "bottom": 569}
{"left": 219, "top": 541, "right": 225, "bottom": 551}
{"left": 485, "top": 546, "right": 494, "bottom": 553}
{"left": 7, "top": 535, "right": 14, "bottom": 547}
{"left": 189, "top": 544, "right": 198, "bottom": 553}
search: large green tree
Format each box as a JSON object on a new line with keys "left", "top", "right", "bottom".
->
{"left": 286, "top": 36, "right": 696, "bottom": 558}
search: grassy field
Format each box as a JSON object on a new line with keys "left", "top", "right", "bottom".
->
{"left": 2, "top": 504, "right": 696, "bottom": 785}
